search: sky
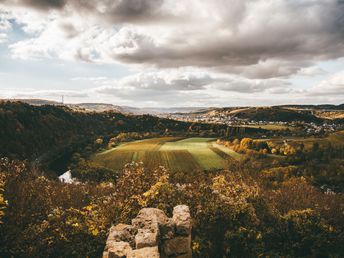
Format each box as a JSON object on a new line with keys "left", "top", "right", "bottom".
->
{"left": 0, "top": 0, "right": 344, "bottom": 107}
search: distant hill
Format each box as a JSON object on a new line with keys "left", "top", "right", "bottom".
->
{"left": 232, "top": 107, "right": 323, "bottom": 123}
{"left": 2, "top": 99, "right": 137, "bottom": 114}
{"left": 140, "top": 107, "right": 209, "bottom": 114}
{"left": 184, "top": 106, "right": 325, "bottom": 123}
{"left": 277, "top": 104, "right": 344, "bottom": 110}
{"left": 1, "top": 99, "right": 209, "bottom": 115}
{"left": 4, "top": 98, "right": 61, "bottom": 105}
{"left": 68, "top": 103, "right": 124, "bottom": 113}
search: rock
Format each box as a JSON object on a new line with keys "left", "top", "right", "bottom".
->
{"left": 103, "top": 205, "right": 192, "bottom": 258}
{"left": 132, "top": 208, "right": 169, "bottom": 229}
{"left": 107, "top": 224, "right": 137, "bottom": 246}
{"left": 161, "top": 236, "right": 191, "bottom": 256}
{"left": 105, "top": 241, "right": 132, "bottom": 258}
{"left": 172, "top": 205, "right": 191, "bottom": 236}
{"left": 135, "top": 228, "right": 158, "bottom": 249}
{"left": 128, "top": 246, "right": 160, "bottom": 258}
{"left": 159, "top": 218, "right": 175, "bottom": 240}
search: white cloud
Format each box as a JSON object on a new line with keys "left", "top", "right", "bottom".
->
{"left": 308, "top": 71, "right": 344, "bottom": 96}
{"left": 297, "top": 66, "right": 327, "bottom": 76}
{"left": 0, "top": 9, "right": 13, "bottom": 31}
{"left": 0, "top": 32, "right": 7, "bottom": 43}
{"left": 87, "top": 69, "right": 292, "bottom": 94}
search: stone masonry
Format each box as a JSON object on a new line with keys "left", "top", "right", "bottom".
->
{"left": 103, "top": 205, "right": 192, "bottom": 258}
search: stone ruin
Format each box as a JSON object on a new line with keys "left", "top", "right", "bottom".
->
{"left": 103, "top": 205, "right": 192, "bottom": 258}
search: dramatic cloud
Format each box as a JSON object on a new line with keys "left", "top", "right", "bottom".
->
{"left": 2, "top": 0, "right": 344, "bottom": 79}
{"left": 1, "top": 0, "right": 173, "bottom": 21}
{"left": 3, "top": 0, "right": 66, "bottom": 10}
{"left": 1, "top": 0, "right": 344, "bottom": 106}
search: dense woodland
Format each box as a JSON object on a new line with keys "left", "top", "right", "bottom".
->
{"left": 0, "top": 102, "right": 344, "bottom": 257}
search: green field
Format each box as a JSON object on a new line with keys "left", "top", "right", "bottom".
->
{"left": 92, "top": 137, "right": 240, "bottom": 171}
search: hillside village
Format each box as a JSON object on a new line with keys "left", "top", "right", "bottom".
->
{"left": 166, "top": 108, "right": 343, "bottom": 137}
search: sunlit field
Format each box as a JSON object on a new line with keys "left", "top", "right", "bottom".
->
{"left": 92, "top": 137, "right": 240, "bottom": 171}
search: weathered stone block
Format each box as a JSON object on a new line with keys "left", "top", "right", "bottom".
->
{"left": 132, "top": 208, "right": 169, "bottom": 229}
{"left": 128, "top": 246, "right": 160, "bottom": 258}
{"left": 159, "top": 218, "right": 175, "bottom": 240}
{"left": 135, "top": 228, "right": 158, "bottom": 249}
{"left": 172, "top": 205, "right": 191, "bottom": 236}
{"left": 161, "top": 236, "right": 191, "bottom": 256}
{"left": 107, "top": 223, "right": 137, "bottom": 246}
{"left": 106, "top": 241, "right": 132, "bottom": 258}
{"left": 103, "top": 205, "right": 192, "bottom": 258}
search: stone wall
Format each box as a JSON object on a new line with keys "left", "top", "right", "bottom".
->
{"left": 103, "top": 205, "right": 192, "bottom": 258}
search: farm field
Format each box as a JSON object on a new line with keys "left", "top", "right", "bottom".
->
{"left": 92, "top": 137, "right": 239, "bottom": 171}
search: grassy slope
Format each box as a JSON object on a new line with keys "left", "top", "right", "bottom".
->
{"left": 93, "top": 137, "right": 178, "bottom": 170}
{"left": 160, "top": 138, "right": 225, "bottom": 170}
{"left": 212, "top": 142, "right": 243, "bottom": 160}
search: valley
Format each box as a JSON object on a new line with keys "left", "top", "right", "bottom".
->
{"left": 1, "top": 100, "right": 344, "bottom": 258}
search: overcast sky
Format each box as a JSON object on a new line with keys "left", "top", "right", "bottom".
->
{"left": 0, "top": 0, "right": 344, "bottom": 107}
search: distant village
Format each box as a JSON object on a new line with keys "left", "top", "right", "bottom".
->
{"left": 163, "top": 112, "right": 343, "bottom": 137}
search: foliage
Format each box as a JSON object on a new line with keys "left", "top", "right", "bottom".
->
{"left": 1, "top": 132, "right": 344, "bottom": 258}
{"left": 0, "top": 172, "right": 6, "bottom": 224}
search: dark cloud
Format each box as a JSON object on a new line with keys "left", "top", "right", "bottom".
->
{"left": 0, "top": 0, "right": 66, "bottom": 10}
{"left": 1, "top": 0, "right": 167, "bottom": 22}
{"left": 106, "top": 0, "right": 165, "bottom": 23}
{"left": 59, "top": 22, "right": 78, "bottom": 38}
{"left": 105, "top": 0, "right": 344, "bottom": 78}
